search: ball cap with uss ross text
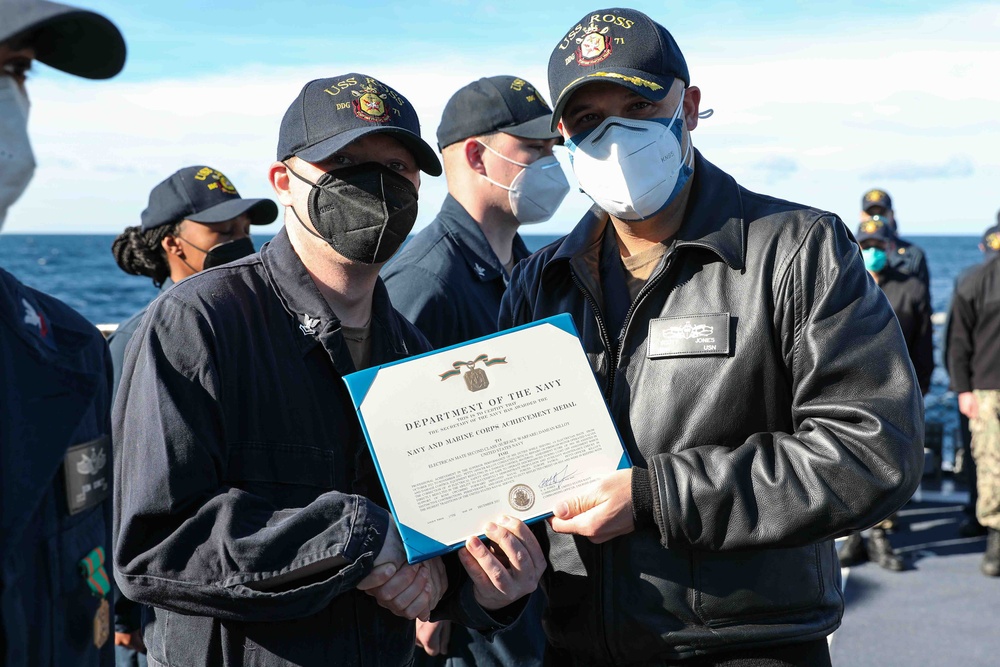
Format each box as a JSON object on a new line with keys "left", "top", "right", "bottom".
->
{"left": 436, "top": 75, "right": 561, "bottom": 150}
{"left": 0, "top": 0, "right": 126, "bottom": 79}
{"left": 277, "top": 73, "right": 441, "bottom": 176}
{"left": 547, "top": 8, "right": 689, "bottom": 131}
{"left": 141, "top": 166, "right": 278, "bottom": 231}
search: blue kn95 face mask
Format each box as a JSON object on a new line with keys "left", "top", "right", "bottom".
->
{"left": 862, "top": 246, "right": 888, "bottom": 273}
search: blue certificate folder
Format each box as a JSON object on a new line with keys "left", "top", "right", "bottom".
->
{"left": 342, "top": 313, "right": 631, "bottom": 564}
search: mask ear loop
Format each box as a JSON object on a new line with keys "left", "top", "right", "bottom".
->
{"left": 672, "top": 89, "right": 695, "bottom": 172}
{"left": 282, "top": 162, "right": 332, "bottom": 245}
{"left": 477, "top": 140, "right": 528, "bottom": 193}
{"left": 171, "top": 236, "right": 206, "bottom": 274}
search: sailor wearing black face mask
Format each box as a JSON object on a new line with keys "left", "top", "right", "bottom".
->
{"left": 108, "top": 165, "right": 277, "bottom": 391}
{"left": 112, "top": 73, "right": 544, "bottom": 667}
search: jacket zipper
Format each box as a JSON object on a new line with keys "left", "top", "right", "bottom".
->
{"left": 568, "top": 272, "right": 615, "bottom": 663}
{"left": 617, "top": 254, "right": 676, "bottom": 348}
{"left": 569, "top": 252, "right": 677, "bottom": 664}
{"left": 570, "top": 273, "right": 617, "bottom": 397}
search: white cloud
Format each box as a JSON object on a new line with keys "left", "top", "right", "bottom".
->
{"left": 4, "top": 2, "right": 999, "bottom": 235}
{"left": 861, "top": 155, "right": 975, "bottom": 181}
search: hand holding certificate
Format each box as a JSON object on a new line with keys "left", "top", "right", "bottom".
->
{"left": 344, "top": 314, "right": 630, "bottom": 563}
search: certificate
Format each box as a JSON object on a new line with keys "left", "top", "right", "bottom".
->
{"left": 343, "top": 314, "right": 630, "bottom": 563}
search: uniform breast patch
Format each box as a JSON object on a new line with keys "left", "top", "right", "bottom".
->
{"left": 63, "top": 435, "right": 111, "bottom": 515}
{"left": 647, "top": 313, "right": 731, "bottom": 358}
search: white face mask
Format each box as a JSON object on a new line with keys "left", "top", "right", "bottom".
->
{"left": 478, "top": 141, "right": 571, "bottom": 225}
{"left": 0, "top": 76, "right": 36, "bottom": 230}
{"left": 565, "top": 91, "right": 692, "bottom": 221}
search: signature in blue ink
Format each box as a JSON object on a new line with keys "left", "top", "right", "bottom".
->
{"left": 539, "top": 465, "right": 579, "bottom": 490}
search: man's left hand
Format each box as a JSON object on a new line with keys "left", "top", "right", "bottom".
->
{"left": 548, "top": 468, "right": 635, "bottom": 543}
{"left": 359, "top": 557, "right": 447, "bottom": 622}
{"left": 458, "top": 515, "right": 544, "bottom": 610}
{"left": 415, "top": 619, "right": 451, "bottom": 657}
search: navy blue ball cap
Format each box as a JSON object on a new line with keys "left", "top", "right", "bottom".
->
{"left": 436, "top": 75, "right": 561, "bottom": 150}
{"left": 862, "top": 188, "right": 893, "bottom": 213}
{"left": 140, "top": 166, "right": 278, "bottom": 231}
{"left": 277, "top": 73, "right": 441, "bottom": 177}
{"left": 856, "top": 216, "right": 894, "bottom": 244}
{"left": 548, "top": 8, "right": 689, "bottom": 131}
{"left": 1, "top": 0, "right": 126, "bottom": 79}
{"left": 983, "top": 225, "right": 1000, "bottom": 254}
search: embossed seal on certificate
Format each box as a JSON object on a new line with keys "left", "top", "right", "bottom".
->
{"left": 439, "top": 353, "right": 508, "bottom": 393}
{"left": 464, "top": 367, "right": 489, "bottom": 392}
{"left": 508, "top": 484, "right": 536, "bottom": 511}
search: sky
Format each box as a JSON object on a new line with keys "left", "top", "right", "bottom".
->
{"left": 5, "top": 0, "right": 1000, "bottom": 236}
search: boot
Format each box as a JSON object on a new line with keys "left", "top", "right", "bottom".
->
{"left": 866, "top": 528, "right": 905, "bottom": 572}
{"left": 838, "top": 532, "right": 867, "bottom": 567}
{"left": 982, "top": 529, "right": 1000, "bottom": 577}
{"left": 959, "top": 516, "right": 988, "bottom": 538}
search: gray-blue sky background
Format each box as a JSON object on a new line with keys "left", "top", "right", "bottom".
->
{"left": 6, "top": 0, "right": 998, "bottom": 235}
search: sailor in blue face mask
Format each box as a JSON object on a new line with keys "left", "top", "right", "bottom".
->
{"left": 860, "top": 188, "right": 929, "bottom": 289}
{"left": 837, "top": 217, "right": 933, "bottom": 572}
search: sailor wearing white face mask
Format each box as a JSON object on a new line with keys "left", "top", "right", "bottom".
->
{"left": 1, "top": 3, "right": 127, "bottom": 666}
{"left": 0, "top": 73, "right": 36, "bottom": 228}
{"left": 383, "top": 74, "right": 568, "bottom": 350}
{"left": 498, "top": 7, "right": 924, "bottom": 666}
{"left": 383, "top": 74, "right": 564, "bottom": 667}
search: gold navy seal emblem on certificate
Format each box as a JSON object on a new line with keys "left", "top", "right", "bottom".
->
{"left": 508, "top": 484, "right": 536, "bottom": 511}
{"left": 439, "top": 353, "right": 507, "bottom": 392}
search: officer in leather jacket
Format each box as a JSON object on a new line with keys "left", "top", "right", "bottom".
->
{"left": 498, "top": 8, "right": 924, "bottom": 666}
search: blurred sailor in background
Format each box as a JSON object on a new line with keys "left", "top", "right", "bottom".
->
{"left": 946, "top": 222, "right": 1000, "bottom": 577}
{"left": 838, "top": 216, "right": 933, "bottom": 572}
{"left": 106, "top": 165, "right": 276, "bottom": 665}
{"left": 860, "top": 188, "right": 929, "bottom": 288}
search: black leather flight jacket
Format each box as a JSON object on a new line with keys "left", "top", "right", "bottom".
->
{"left": 499, "top": 152, "right": 924, "bottom": 664}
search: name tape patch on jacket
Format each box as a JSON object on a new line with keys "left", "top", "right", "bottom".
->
{"left": 64, "top": 435, "right": 111, "bottom": 515}
{"left": 647, "top": 313, "right": 731, "bottom": 358}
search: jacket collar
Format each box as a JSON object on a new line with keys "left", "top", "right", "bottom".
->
{"left": 547, "top": 150, "right": 746, "bottom": 273}
{"left": 259, "top": 228, "right": 408, "bottom": 365}
{"left": 438, "top": 194, "right": 530, "bottom": 282}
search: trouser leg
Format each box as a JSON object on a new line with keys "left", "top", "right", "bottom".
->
{"left": 970, "top": 390, "right": 1000, "bottom": 530}
{"left": 960, "top": 411, "right": 978, "bottom": 514}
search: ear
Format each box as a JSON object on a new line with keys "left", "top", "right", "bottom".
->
{"left": 557, "top": 119, "right": 570, "bottom": 142}
{"left": 268, "top": 161, "right": 295, "bottom": 206}
{"left": 464, "top": 139, "right": 487, "bottom": 176}
{"left": 161, "top": 225, "right": 185, "bottom": 257}
{"left": 683, "top": 85, "right": 702, "bottom": 131}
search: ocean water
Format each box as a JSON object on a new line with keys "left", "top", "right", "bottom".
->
{"left": 0, "top": 232, "right": 984, "bottom": 461}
